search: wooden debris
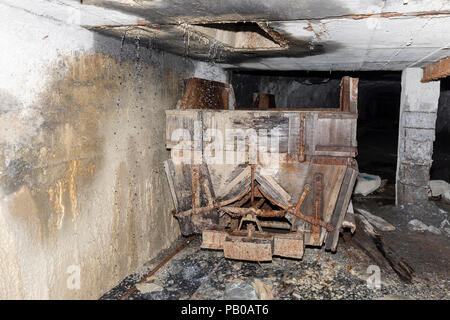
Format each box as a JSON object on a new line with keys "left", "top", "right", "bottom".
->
{"left": 349, "top": 214, "right": 414, "bottom": 283}
{"left": 356, "top": 208, "right": 396, "bottom": 231}
{"left": 341, "top": 201, "right": 356, "bottom": 233}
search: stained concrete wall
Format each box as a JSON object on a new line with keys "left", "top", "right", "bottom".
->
{"left": 0, "top": 4, "right": 225, "bottom": 299}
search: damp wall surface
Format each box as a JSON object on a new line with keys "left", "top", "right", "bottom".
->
{"left": 0, "top": 5, "right": 225, "bottom": 299}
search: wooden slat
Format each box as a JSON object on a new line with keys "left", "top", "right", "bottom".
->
{"left": 422, "top": 56, "right": 450, "bottom": 83}
{"left": 325, "top": 166, "right": 358, "bottom": 251}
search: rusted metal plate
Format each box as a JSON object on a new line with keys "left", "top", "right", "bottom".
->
{"left": 273, "top": 234, "right": 304, "bottom": 259}
{"left": 203, "top": 230, "right": 305, "bottom": 260}
{"left": 223, "top": 237, "right": 272, "bottom": 262}
{"left": 201, "top": 230, "right": 228, "bottom": 250}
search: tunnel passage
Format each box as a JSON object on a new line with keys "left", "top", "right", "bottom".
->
{"left": 231, "top": 71, "right": 402, "bottom": 184}
{"left": 431, "top": 77, "right": 450, "bottom": 183}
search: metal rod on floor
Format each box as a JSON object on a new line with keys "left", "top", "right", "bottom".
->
{"left": 119, "top": 235, "right": 196, "bottom": 300}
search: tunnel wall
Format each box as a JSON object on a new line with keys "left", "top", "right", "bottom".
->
{"left": 231, "top": 73, "right": 341, "bottom": 108}
{"left": 0, "top": 5, "right": 225, "bottom": 299}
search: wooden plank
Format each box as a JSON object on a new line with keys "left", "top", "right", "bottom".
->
{"left": 214, "top": 165, "right": 251, "bottom": 202}
{"left": 313, "top": 116, "right": 358, "bottom": 157}
{"left": 355, "top": 208, "right": 396, "bottom": 231}
{"left": 422, "top": 56, "right": 450, "bottom": 83}
{"left": 339, "top": 76, "right": 358, "bottom": 113}
{"left": 255, "top": 170, "right": 291, "bottom": 208}
{"left": 349, "top": 215, "right": 414, "bottom": 283}
{"left": 325, "top": 166, "right": 358, "bottom": 251}
{"left": 163, "top": 159, "right": 179, "bottom": 210}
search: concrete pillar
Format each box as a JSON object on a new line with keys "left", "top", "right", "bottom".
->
{"left": 396, "top": 68, "right": 441, "bottom": 205}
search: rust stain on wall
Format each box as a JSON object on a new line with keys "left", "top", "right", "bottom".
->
{"left": 0, "top": 47, "right": 189, "bottom": 298}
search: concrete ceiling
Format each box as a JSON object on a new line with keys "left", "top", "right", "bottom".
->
{"left": 10, "top": 0, "right": 450, "bottom": 71}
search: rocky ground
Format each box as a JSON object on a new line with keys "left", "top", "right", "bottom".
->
{"left": 101, "top": 193, "right": 449, "bottom": 300}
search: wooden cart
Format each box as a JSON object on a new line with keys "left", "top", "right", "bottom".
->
{"left": 164, "top": 77, "right": 359, "bottom": 261}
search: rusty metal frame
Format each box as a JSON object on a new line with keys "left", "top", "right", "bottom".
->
{"left": 175, "top": 171, "right": 334, "bottom": 232}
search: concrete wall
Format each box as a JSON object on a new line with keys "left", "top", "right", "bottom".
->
{"left": 0, "top": 4, "right": 225, "bottom": 299}
{"left": 395, "top": 68, "right": 440, "bottom": 205}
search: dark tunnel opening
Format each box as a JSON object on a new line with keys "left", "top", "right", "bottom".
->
{"left": 231, "top": 70, "right": 402, "bottom": 184}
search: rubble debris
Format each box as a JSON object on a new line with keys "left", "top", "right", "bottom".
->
{"left": 429, "top": 180, "right": 450, "bottom": 197}
{"left": 341, "top": 201, "right": 356, "bottom": 233}
{"left": 136, "top": 281, "right": 164, "bottom": 293}
{"left": 442, "top": 190, "right": 450, "bottom": 203}
{"left": 353, "top": 173, "right": 382, "bottom": 196}
{"left": 251, "top": 279, "right": 273, "bottom": 300}
{"left": 440, "top": 219, "right": 450, "bottom": 236}
{"left": 355, "top": 208, "right": 396, "bottom": 231}
{"left": 224, "top": 282, "right": 258, "bottom": 300}
{"left": 408, "top": 219, "right": 442, "bottom": 235}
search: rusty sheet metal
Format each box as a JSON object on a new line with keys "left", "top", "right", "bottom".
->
{"left": 312, "top": 173, "right": 324, "bottom": 240}
{"left": 223, "top": 236, "right": 272, "bottom": 262}
{"left": 202, "top": 230, "right": 305, "bottom": 260}
{"left": 298, "top": 113, "right": 306, "bottom": 162}
{"left": 273, "top": 234, "right": 304, "bottom": 259}
{"left": 201, "top": 230, "right": 228, "bottom": 250}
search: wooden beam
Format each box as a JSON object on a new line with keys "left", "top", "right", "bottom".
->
{"left": 180, "top": 77, "right": 236, "bottom": 110}
{"left": 339, "top": 76, "right": 358, "bottom": 113}
{"left": 422, "top": 56, "right": 450, "bottom": 82}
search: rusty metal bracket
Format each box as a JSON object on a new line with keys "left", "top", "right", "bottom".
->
{"left": 298, "top": 113, "right": 306, "bottom": 162}
{"left": 290, "top": 183, "right": 311, "bottom": 231}
{"left": 285, "top": 181, "right": 334, "bottom": 232}
{"left": 312, "top": 173, "right": 324, "bottom": 239}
